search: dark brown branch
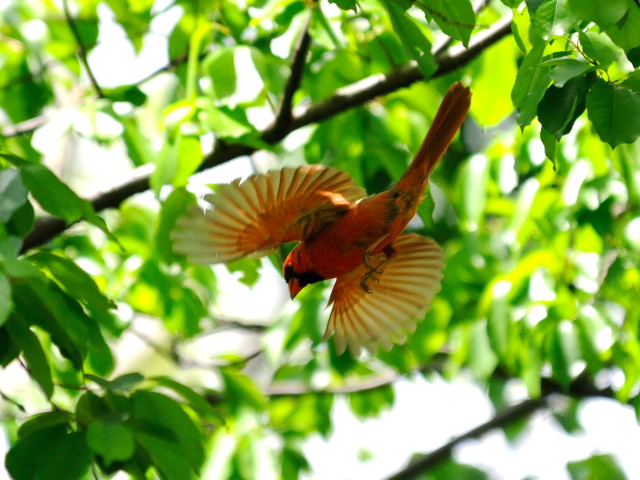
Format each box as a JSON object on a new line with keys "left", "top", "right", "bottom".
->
{"left": 20, "top": 15, "right": 513, "bottom": 253}
{"left": 62, "top": 0, "right": 105, "bottom": 98}
{"left": 285, "top": 14, "right": 512, "bottom": 131}
{"left": 263, "top": 12, "right": 313, "bottom": 143}
{"left": 385, "top": 398, "right": 547, "bottom": 480}
{"left": 383, "top": 369, "right": 616, "bottom": 480}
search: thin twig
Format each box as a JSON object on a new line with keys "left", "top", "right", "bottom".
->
{"left": 62, "top": 0, "right": 105, "bottom": 98}
{"left": 263, "top": 11, "right": 313, "bottom": 143}
{"left": 20, "top": 15, "right": 513, "bottom": 253}
{"left": 384, "top": 398, "right": 547, "bottom": 480}
{"left": 0, "top": 389, "right": 26, "bottom": 412}
{"left": 383, "top": 369, "right": 617, "bottom": 480}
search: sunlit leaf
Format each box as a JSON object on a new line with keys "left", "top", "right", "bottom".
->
{"left": 530, "top": 0, "right": 576, "bottom": 39}
{"left": 0, "top": 168, "right": 28, "bottom": 222}
{"left": 567, "top": 454, "right": 626, "bottom": 480}
{"left": 579, "top": 31, "right": 623, "bottom": 66}
{"left": 568, "top": 0, "right": 629, "bottom": 29}
{"left": 418, "top": 0, "right": 475, "bottom": 48}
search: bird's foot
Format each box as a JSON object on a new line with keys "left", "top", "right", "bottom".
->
{"left": 360, "top": 271, "right": 380, "bottom": 293}
{"left": 363, "top": 252, "right": 387, "bottom": 273}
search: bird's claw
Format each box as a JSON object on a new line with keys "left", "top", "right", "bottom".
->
{"left": 360, "top": 271, "right": 380, "bottom": 293}
{"left": 364, "top": 252, "right": 385, "bottom": 273}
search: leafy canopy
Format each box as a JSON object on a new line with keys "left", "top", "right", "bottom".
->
{"left": 1, "top": 0, "right": 640, "bottom": 479}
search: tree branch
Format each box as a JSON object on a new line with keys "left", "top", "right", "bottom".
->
{"left": 383, "top": 369, "right": 617, "bottom": 480}
{"left": 384, "top": 397, "right": 547, "bottom": 480}
{"left": 285, "top": 14, "right": 512, "bottom": 132}
{"left": 20, "top": 14, "right": 513, "bottom": 253}
{"left": 262, "top": 11, "right": 313, "bottom": 144}
{"left": 62, "top": 0, "right": 104, "bottom": 98}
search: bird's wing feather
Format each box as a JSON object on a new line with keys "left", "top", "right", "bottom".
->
{"left": 324, "top": 233, "right": 444, "bottom": 356}
{"left": 172, "top": 165, "right": 366, "bottom": 264}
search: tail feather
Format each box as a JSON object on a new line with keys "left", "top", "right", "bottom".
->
{"left": 395, "top": 82, "right": 471, "bottom": 194}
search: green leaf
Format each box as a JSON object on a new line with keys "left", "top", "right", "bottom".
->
{"left": 109, "top": 373, "right": 145, "bottom": 391}
{"left": 0, "top": 325, "right": 19, "bottom": 367}
{"left": 226, "top": 257, "right": 261, "bottom": 287}
{"left": 567, "top": 454, "right": 626, "bottom": 480}
{"left": 6, "top": 201, "right": 35, "bottom": 238}
{"left": 548, "top": 321, "right": 580, "bottom": 388}
{"left": 1, "top": 154, "right": 84, "bottom": 223}
{"left": 202, "top": 48, "right": 237, "bottom": 102}
{"left": 87, "top": 420, "right": 136, "bottom": 466}
{"left": 512, "top": 41, "right": 551, "bottom": 126}
{"left": 105, "top": 0, "right": 153, "bottom": 52}
{"left": 5, "top": 316, "right": 53, "bottom": 398}
{"left": 150, "top": 376, "right": 225, "bottom": 424}
{"left": 104, "top": 85, "right": 148, "bottom": 106}
{"left": 26, "top": 278, "right": 111, "bottom": 368}
{"left": 12, "top": 281, "right": 84, "bottom": 369}
{"left": 129, "top": 390, "right": 205, "bottom": 477}
{"left": 75, "top": 391, "right": 114, "bottom": 426}
{"left": 486, "top": 281, "right": 510, "bottom": 357}
{"left": 586, "top": 81, "right": 640, "bottom": 148}
{"left": 418, "top": 0, "right": 475, "bottom": 48}
{"left": 282, "top": 445, "right": 310, "bottom": 480}
{"left": 197, "top": 101, "right": 253, "bottom": 138}
{"left": 568, "top": 0, "right": 629, "bottom": 29}
{"left": 6, "top": 426, "right": 91, "bottom": 480}
{"left": 604, "top": 3, "right": 640, "bottom": 51}
{"left": 626, "top": 45, "right": 640, "bottom": 68}
{"left": 156, "top": 188, "right": 196, "bottom": 264}
{"left": 540, "top": 126, "right": 557, "bottom": 165}
{"left": 0, "top": 271, "right": 11, "bottom": 327}
{"left": 550, "top": 61, "right": 593, "bottom": 87}
{"left": 221, "top": 368, "right": 266, "bottom": 412}
{"left": 173, "top": 135, "right": 203, "bottom": 187}
{"left": 17, "top": 411, "right": 72, "bottom": 439}
{"left": 579, "top": 31, "right": 623, "bottom": 66}
{"left": 269, "top": 394, "right": 334, "bottom": 436}
{"left": 348, "top": 384, "right": 395, "bottom": 418}
{"left": 420, "top": 458, "right": 490, "bottom": 479}
{"left": 330, "top": 0, "right": 356, "bottom": 9}
{"left": 530, "top": 0, "right": 576, "bottom": 39}
{"left": 622, "top": 71, "right": 640, "bottom": 95}
{"left": 0, "top": 154, "right": 113, "bottom": 239}
{"left": 0, "top": 168, "right": 28, "bottom": 222}
{"left": 84, "top": 373, "right": 144, "bottom": 392}
{"left": 29, "top": 251, "right": 116, "bottom": 311}
{"left": 119, "top": 114, "right": 155, "bottom": 166}
{"left": 537, "top": 75, "right": 592, "bottom": 139}
{"left": 384, "top": 0, "right": 437, "bottom": 77}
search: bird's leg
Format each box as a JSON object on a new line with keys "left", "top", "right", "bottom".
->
{"left": 361, "top": 243, "right": 397, "bottom": 293}
{"left": 363, "top": 234, "right": 390, "bottom": 272}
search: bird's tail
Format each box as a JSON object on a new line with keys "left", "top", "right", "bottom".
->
{"left": 394, "top": 82, "right": 471, "bottom": 195}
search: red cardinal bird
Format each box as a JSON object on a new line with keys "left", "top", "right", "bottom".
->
{"left": 172, "top": 82, "right": 471, "bottom": 355}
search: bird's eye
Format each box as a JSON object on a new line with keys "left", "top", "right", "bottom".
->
{"left": 284, "top": 263, "right": 294, "bottom": 282}
{"left": 298, "top": 271, "right": 325, "bottom": 287}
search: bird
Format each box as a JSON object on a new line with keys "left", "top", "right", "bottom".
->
{"left": 172, "top": 82, "right": 471, "bottom": 356}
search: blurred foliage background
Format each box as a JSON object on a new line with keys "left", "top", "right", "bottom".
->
{"left": 2, "top": 0, "right": 640, "bottom": 479}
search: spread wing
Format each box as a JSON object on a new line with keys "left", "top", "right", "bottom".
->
{"left": 172, "top": 165, "right": 366, "bottom": 264}
{"left": 324, "top": 234, "right": 444, "bottom": 356}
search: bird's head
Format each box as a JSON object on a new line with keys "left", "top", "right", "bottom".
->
{"left": 283, "top": 248, "right": 325, "bottom": 300}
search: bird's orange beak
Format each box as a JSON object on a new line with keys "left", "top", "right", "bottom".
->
{"left": 288, "top": 278, "right": 303, "bottom": 300}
